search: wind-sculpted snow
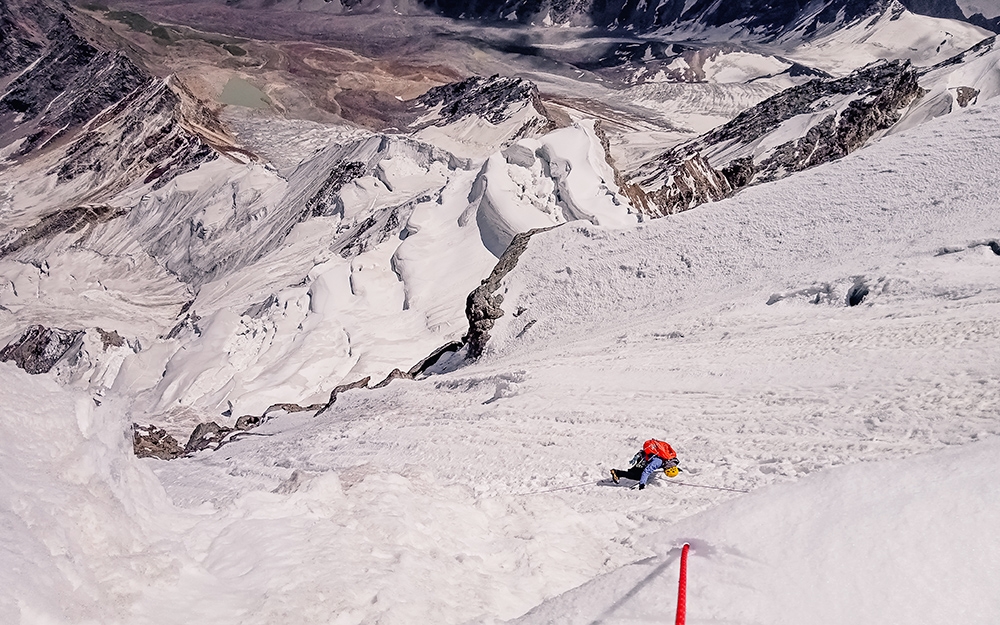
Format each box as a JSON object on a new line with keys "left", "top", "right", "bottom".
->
{"left": 125, "top": 121, "right": 635, "bottom": 424}
{"left": 474, "top": 122, "right": 636, "bottom": 256}
{"left": 4, "top": 109, "right": 629, "bottom": 429}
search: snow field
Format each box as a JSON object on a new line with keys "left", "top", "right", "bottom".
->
{"left": 132, "top": 101, "right": 1000, "bottom": 623}
{"left": 510, "top": 438, "right": 1000, "bottom": 625}
{"left": 5, "top": 29, "right": 1000, "bottom": 625}
{"left": 783, "top": 4, "right": 992, "bottom": 76}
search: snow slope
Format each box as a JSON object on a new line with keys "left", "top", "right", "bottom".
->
{"left": 782, "top": 3, "right": 992, "bottom": 75}
{"left": 4, "top": 83, "right": 1000, "bottom": 625}
{"left": 511, "top": 439, "right": 1000, "bottom": 625}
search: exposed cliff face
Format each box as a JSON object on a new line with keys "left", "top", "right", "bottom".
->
{"left": 0, "top": 324, "right": 84, "bottom": 374}
{"left": 698, "top": 60, "right": 924, "bottom": 160}
{"left": 623, "top": 60, "right": 924, "bottom": 216}
{"left": 621, "top": 154, "right": 736, "bottom": 218}
{"left": 50, "top": 79, "right": 218, "bottom": 195}
{"left": 0, "top": 2, "right": 47, "bottom": 78}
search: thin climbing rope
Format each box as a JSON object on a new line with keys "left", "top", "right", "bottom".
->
{"left": 664, "top": 480, "right": 750, "bottom": 494}
{"left": 506, "top": 478, "right": 750, "bottom": 497}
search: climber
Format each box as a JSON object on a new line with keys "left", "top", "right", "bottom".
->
{"left": 610, "top": 439, "right": 680, "bottom": 490}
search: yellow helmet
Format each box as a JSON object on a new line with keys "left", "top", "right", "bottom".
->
{"left": 664, "top": 466, "right": 680, "bottom": 478}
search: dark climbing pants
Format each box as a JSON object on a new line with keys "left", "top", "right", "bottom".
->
{"left": 613, "top": 466, "right": 645, "bottom": 481}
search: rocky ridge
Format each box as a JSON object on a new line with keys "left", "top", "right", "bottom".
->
{"left": 622, "top": 59, "right": 925, "bottom": 216}
{"left": 411, "top": 74, "right": 555, "bottom": 132}
{"left": 0, "top": 3, "right": 153, "bottom": 159}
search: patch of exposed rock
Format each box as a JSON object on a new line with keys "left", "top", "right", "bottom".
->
{"left": 372, "top": 368, "right": 414, "bottom": 389}
{"left": 408, "top": 340, "right": 464, "bottom": 375}
{"left": 233, "top": 401, "right": 326, "bottom": 431}
{"left": 0, "top": 324, "right": 84, "bottom": 374}
{"left": 315, "top": 375, "right": 372, "bottom": 414}
{"left": 133, "top": 424, "right": 184, "bottom": 460}
{"left": 0, "top": 205, "right": 124, "bottom": 258}
{"left": 185, "top": 421, "right": 233, "bottom": 454}
{"left": 954, "top": 86, "right": 979, "bottom": 108}
{"left": 622, "top": 154, "right": 736, "bottom": 218}
{"left": 95, "top": 327, "right": 125, "bottom": 349}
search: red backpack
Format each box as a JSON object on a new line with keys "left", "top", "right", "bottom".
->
{"left": 643, "top": 439, "right": 677, "bottom": 461}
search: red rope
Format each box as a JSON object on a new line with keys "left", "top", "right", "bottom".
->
{"left": 675, "top": 543, "right": 690, "bottom": 625}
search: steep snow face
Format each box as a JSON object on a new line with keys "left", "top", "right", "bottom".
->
{"left": 782, "top": 1, "right": 993, "bottom": 75}
{"left": 891, "top": 35, "right": 1000, "bottom": 132}
{"left": 5, "top": 92, "right": 1000, "bottom": 625}
{"left": 475, "top": 121, "right": 636, "bottom": 256}
{"left": 511, "top": 439, "right": 1000, "bottom": 625}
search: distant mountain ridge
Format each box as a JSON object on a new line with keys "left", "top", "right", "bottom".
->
{"left": 214, "top": 0, "right": 989, "bottom": 33}
{"left": 417, "top": 0, "right": 990, "bottom": 33}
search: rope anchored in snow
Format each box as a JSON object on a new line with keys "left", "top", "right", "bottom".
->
{"left": 510, "top": 480, "right": 601, "bottom": 497}
{"left": 506, "top": 478, "right": 750, "bottom": 497}
{"left": 664, "top": 480, "right": 750, "bottom": 494}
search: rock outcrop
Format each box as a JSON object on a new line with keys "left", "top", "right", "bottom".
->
{"left": 315, "top": 376, "right": 371, "bottom": 414}
{"left": 0, "top": 4, "right": 152, "bottom": 158}
{"left": 0, "top": 325, "right": 84, "bottom": 374}
{"left": 0, "top": 205, "right": 124, "bottom": 258}
{"left": 372, "top": 368, "right": 414, "bottom": 389}
{"left": 411, "top": 75, "right": 554, "bottom": 129}
{"left": 464, "top": 226, "right": 555, "bottom": 359}
{"left": 185, "top": 421, "right": 233, "bottom": 454}
{"left": 622, "top": 154, "right": 736, "bottom": 218}
{"left": 133, "top": 424, "right": 184, "bottom": 460}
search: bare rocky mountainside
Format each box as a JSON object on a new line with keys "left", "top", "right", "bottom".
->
{"left": 1, "top": 0, "right": 997, "bottom": 453}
